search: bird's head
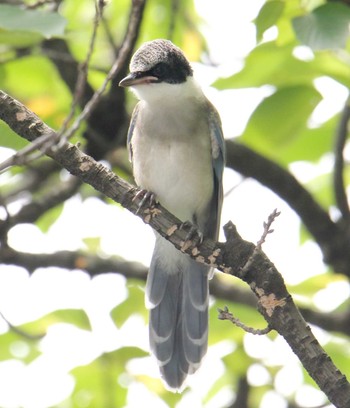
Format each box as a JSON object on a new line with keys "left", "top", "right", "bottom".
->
{"left": 119, "top": 39, "right": 195, "bottom": 102}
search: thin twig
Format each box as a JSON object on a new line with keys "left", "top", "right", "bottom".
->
{"left": 218, "top": 306, "right": 271, "bottom": 335}
{"left": 0, "top": 132, "right": 58, "bottom": 173}
{"left": 102, "top": 15, "right": 119, "bottom": 56}
{"left": 5, "top": 161, "right": 59, "bottom": 200}
{"left": 26, "top": 0, "right": 57, "bottom": 9}
{"left": 60, "top": 0, "right": 145, "bottom": 141}
{"left": 256, "top": 208, "right": 281, "bottom": 250}
{"left": 238, "top": 209, "right": 280, "bottom": 278}
{"left": 225, "top": 141, "right": 341, "bottom": 267}
{"left": 0, "top": 1, "right": 104, "bottom": 170}
{"left": 0, "top": 176, "right": 81, "bottom": 236}
{"left": 58, "top": 0, "right": 106, "bottom": 137}
{"left": 1, "top": 91, "right": 350, "bottom": 407}
{"left": 0, "top": 0, "right": 144, "bottom": 172}
{"left": 224, "top": 176, "right": 247, "bottom": 198}
{"left": 333, "top": 95, "right": 350, "bottom": 219}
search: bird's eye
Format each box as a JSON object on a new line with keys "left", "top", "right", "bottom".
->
{"left": 152, "top": 63, "right": 169, "bottom": 79}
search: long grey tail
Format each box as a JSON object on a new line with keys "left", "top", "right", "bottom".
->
{"left": 146, "top": 237, "right": 209, "bottom": 390}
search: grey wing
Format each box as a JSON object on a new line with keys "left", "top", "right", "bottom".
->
{"left": 203, "top": 101, "right": 226, "bottom": 240}
{"left": 126, "top": 102, "right": 140, "bottom": 162}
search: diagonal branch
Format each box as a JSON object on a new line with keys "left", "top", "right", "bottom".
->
{"left": 1, "top": 90, "right": 350, "bottom": 407}
{"left": 225, "top": 140, "right": 336, "bottom": 245}
{"left": 225, "top": 140, "right": 350, "bottom": 276}
{"left": 333, "top": 95, "right": 350, "bottom": 219}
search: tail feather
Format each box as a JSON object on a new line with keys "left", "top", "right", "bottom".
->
{"left": 149, "top": 272, "right": 178, "bottom": 364}
{"left": 146, "top": 254, "right": 173, "bottom": 307}
{"left": 146, "top": 237, "right": 209, "bottom": 390}
{"left": 183, "top": 264, "right": 208, "bottom": 366}
{"left": 186, "top": 264, "right": 210, "bottom": 310}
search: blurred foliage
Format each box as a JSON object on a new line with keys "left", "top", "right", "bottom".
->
{"left": 0, "top": 4, "right": 66, "bottom": 44}
{"left": 1, "top": 0, "right": 350, "bottom": 407}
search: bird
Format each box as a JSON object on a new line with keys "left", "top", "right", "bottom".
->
{"left": 119, "top": 39, "right": 225, "bottom": 391}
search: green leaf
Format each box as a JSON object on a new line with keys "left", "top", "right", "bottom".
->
{"left": 0, "top": 4, "right": 66, "bottom": 38}
{"left": 298, "top": 223, "right": 313, "bottom": 246}
{"left": 36, "top": 203, "right": 64, "bottom": 233}
{"left": 292, "top": 3, "right": 350, "bottom": 50}
{"left": 51, "top": 309, "right": 91, "bottom": 330}
{"left": 0, "top": 331, "right": 40, "bottom": 363}
{"left": 19, "top": 309, "right": 91, "bottom": 332}
{"left": 305, "top": 171, "right": 333, "bottom": 209}
{"left": 111, "top": 281, "right": 147, "bottom": 328}
{"left": 222, "top": 344, "right": 252, "bottom": 376}
{"left": 255, "top": 1, "right": 285, "bottom": 41}
{"left": 0, "top": 121, "right": 28, "bottom": 150}
{"left": 82, "top": 237, "right": 101, "bottom": 253}
{"left": 203, "top": 373, "right": 233, "bottom": 404}
{"left": 213, "top": 41, "right": 350, "bottom": 90}
{"left": 241, "top": 85, "right": 322, "bottom": 161}
{"left": 278, "top": 115, "right": 337, "bottom": 165}
{"left": 213, "top": 42, "right": 316, "bottom": 89}
{"left": 290, "top": 272, "right": 339, "bottom": 297}
{"left": 0, "top": 30, "right": 42, "bottom": 47}
{"left": 71, "top": 348, "right": 148, "bottom": 408}
{"left": 324, "top": 339, "right": 350, "bottom": 379}
{"left": 274, "top": 0, "right": 304, "bottom": 45}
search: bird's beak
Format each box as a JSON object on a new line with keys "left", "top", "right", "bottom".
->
{"left": 119, "top": 72, "right": 158, "bottom": 87}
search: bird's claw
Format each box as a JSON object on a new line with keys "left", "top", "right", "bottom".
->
{"left": 180, "top": 221, "right": 203, "bottom": 251}
{"left": 133, "top": 189, "right": 157, "bottom": 215}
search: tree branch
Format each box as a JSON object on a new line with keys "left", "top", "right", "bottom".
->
{"left": 0, "top": 176, "right": 81, "bottom": 238}
{"left": 1, "top": 90, "right": 350, "bottom": 407}
{"left": 1, "top": 241, "right": 347, "bottom": 342}
{"left": 41, "top": 0, "right": 146, "bottom": 160}
{"left": 225, "top": 140, "right": 350, "bottom": 276}
{"left": 1, "top": 246, "right": 349, "bottom": 338}
{"left": 58, "top": 0, "right": 106, "bottom": 136}
{"left": 230, "top": 376, "right": 249, "bottom": 408}
{"left": 3, "top": 160, "right": 60, "bottom": 201}
{"left": 222, "top": 222, "right": 350, "bottom": 407}
{"left": 0, "top": 247, "right": 147, "bottom": 279}
{"left": 41, "top": 39, "right": 95, "bottom": 106}
{"left": 333, "top": 95, "right": 350, "bottom": 219}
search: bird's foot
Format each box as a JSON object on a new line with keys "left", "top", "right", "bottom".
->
{"left": 133, "top": 188, "right": 157, "bottom": 215}
{"left": 179, "top": 221, "right": 203, "bottom": 252}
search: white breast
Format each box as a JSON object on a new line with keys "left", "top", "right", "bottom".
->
{"left": 130, "top": 80, "right": 213, "bottom": 222}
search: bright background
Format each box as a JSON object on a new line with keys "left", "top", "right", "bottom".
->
{"left": 1, "top": 0, "right": 350, "bottom": 407}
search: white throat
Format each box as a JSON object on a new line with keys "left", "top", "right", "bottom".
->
{"left": 130, "top": 76, "right": 203, "bottom": 105}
